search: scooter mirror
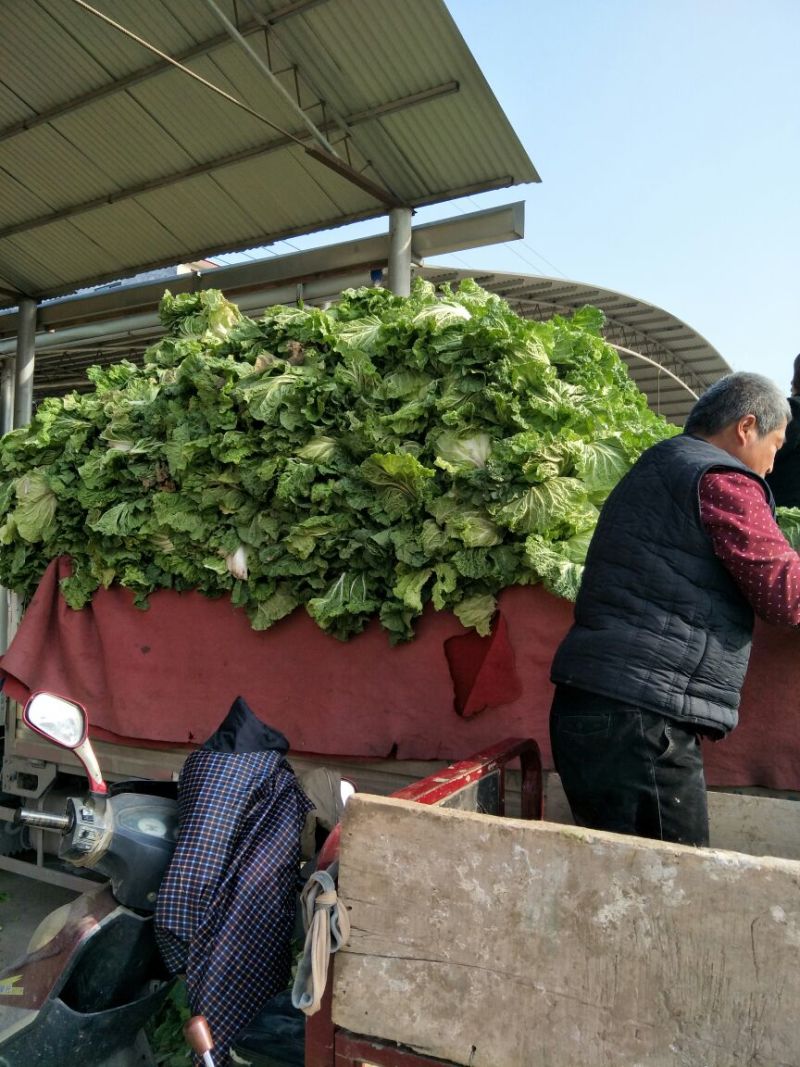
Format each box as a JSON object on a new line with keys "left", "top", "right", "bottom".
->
{"left": 340, "top": 779, "right": 356, "bottom": 806}
{"left": 24, "top": 692, "right": 87, "bottom": 749}
{"left": 23, "top": 691, "right": 108, "bottom": 794}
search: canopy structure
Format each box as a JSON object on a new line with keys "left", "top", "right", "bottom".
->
{"left": 0, "top": 0, "right": 538, "bottom": 305}
{"left": 0, "top": 0, "right": 722, "bottom": 426}
{"left": 420, "top": 268, "right": 730, "bottom": 423}
{"left": 0, "top": 203, "right": 527, "bottom": 394}
{"left": 2, "top": 245, "right": 728, "bottom": 425}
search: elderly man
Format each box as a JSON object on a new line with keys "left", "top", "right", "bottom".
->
{"left": 550, "top": 372, "right": 800, "bottom": 846}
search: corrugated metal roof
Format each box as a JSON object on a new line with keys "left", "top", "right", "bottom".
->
{"left": 0, "top": 0, "right": 538, "bottom": 304}
{"left": 419, "top": 267, "right": 730, "bottom": 424}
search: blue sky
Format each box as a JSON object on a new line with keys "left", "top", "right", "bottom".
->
{"left": 236, "top": 1, "right": 799, "bottom": 392}
{"left": 445, "top": 0, "right": 800, "bottom": 390}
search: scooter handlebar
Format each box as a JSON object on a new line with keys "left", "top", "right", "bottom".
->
{"left": 16, "top": 808, "right": 72, "bottom": 832}
{"left": 184, "top": 1015, "right": 215, "bottom": 1066}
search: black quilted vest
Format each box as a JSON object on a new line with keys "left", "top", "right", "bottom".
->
{"left": 551, "top": 434, "right": 774, "bottom": 735}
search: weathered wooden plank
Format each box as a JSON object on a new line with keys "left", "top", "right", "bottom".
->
{"left": 707, "top": 790, "right": 800, "bottom": 859}
{"left": 334, "top": 794, "right": 800, "bottom": 1067}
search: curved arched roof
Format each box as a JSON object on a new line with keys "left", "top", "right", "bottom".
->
{"left": 2, "top": 249, "right": 728, "bottom": 426}
{"left": 420, "top": 267, "right": 730, "bottom": 424}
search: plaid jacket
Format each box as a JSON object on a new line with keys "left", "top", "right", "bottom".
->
{"left": 155, "top": 704, "right": 312, "bottom": 1064}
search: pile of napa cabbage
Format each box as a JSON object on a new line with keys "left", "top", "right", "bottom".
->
{"left": 0, "top": 279, "right": 677, "bottom": 641}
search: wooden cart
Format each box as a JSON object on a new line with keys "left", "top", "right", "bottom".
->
{"left": 303, "top": 740, "right": 800, "bottom": 1067}
{"left": 305, "top": 736, "right": 543, "bottom": 1067}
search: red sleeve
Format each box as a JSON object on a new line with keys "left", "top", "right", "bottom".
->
{"left": 699, "top": 471, "right": 800, "bottom": 625}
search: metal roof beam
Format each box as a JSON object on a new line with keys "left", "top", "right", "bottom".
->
{"left": 205, "top": 0, "right": 336, "bottom": 155}
{"left": 345, "top": 81, "right": 459, "bottom": 125}
{"left": 0, "top": 79, "right": 462, "bottom": 244}
{"left": 605, "top": 307, "right": 671, "bottom": 323}
{"left": 667, "top": 344, "right": 712, "bottom": 355}
{"left": 0, "top": 21, "right": 263, "bottom": 144}
{"left": 241, "top": 0, "right": 337, "bottom": 27}
{"left": 0, "top": 202, "right": 525, "bottom": 345}
{"left": 412, "top": 202, "right": 523, "bottom": 258}
{"left": 0, "top": 1, "right": 335, "bottom": 146}
{"left": 68, "top": 0, "right": 402, "bottom": 207}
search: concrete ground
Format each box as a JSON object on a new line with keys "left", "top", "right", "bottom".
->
{"left": 0, "top": 861, "right": 78, "bottom": 971}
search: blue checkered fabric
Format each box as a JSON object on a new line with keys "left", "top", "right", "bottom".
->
{"left": 155, "top": 748, "right": 313, "bottom": 1065}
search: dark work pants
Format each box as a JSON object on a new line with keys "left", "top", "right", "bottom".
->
{"left": 549, "top": 683, "right": 710, "bottom": 847}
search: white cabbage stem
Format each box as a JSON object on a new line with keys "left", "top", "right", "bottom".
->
{"left": 226, "top": 545, "right": 249, "bottom": 580}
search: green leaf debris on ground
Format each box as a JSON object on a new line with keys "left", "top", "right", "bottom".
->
{"left": 0, "top": 280, "right": 678, "bottom": 642}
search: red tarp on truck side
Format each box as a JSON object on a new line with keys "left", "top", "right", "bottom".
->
{"left": 2, "top": 557, "right": 799, "bottom": 788}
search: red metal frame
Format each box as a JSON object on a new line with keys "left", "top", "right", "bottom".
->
{"left": 335, "top": 1036, "right": 455, "bottom": 1066}
{"left": 390, "top": 737, "right": 542, "bottom": 818}
{"left": 305, "top": 737, "right": 543, "bottom": 1067}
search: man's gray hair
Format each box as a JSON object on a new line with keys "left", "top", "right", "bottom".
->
{"left": 684, "top": 372, "right": 790, "bottom": 437}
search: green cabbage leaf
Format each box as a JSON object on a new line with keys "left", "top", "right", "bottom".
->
{"left": 0, "top": 281, "right": 677, "bottom": 641}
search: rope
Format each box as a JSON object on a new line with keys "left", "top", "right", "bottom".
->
{"left": 291, "top": 865, "right": 350, "bottom": 1016}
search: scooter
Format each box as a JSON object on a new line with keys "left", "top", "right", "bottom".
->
{"left": 0, "top": 691, "right": 178, "bottom": 1067}
{"left": 0, "top": 692, "right": 352, "bottom": 1067}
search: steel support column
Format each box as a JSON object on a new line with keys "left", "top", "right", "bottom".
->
{"left": 6, "top": 298, "right": 37, "bottom": 654}
{"left": 14, "top": 297, "right": 36, "bottom": 429}
{"left": 0, "top": 351, "right": 13, "bottom": 436}
{"left": 388, "top": 207, "right": 413, "bottom": 297}
{"left": 0, "top": 356, "right": 16, "bottom": 650}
